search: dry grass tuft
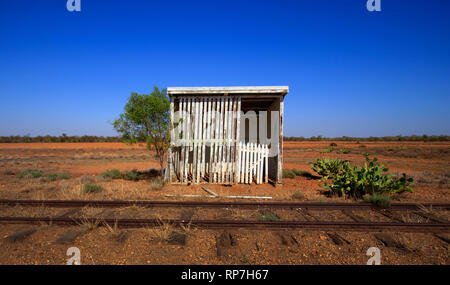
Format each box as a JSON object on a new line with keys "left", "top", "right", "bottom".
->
{"left": 60, "top": 184, "right": 88, "bottom": 200}
{"left": 148, "top": 177, "right": 165, "bottom": 191}
{"left": 417, "top": 205, "right": 448, "bottom": 221}
{"left": 77, "top": 216, "right": 101, "bottom": 231}
{"left": 227, "top": 208, "right": 250, "bottom": 220}
{"left": 101, "top": 220, "right": 127, "bottom": 242}
{"left": 144, "top": 217, "right": 176, "bottom": 242}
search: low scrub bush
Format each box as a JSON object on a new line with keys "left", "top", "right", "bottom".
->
{"left": 282, "top": 169, "right": 296, "bottom": 179}
{"left": 320, "top": 155, "right": 414, "bottom": 198}
{"left": 320, "top": 147, "right": 335, "bottom": 154}
{"left": 258, "top": 210, "right": 280, "bottom": 221}
{"left": 149, "top": 177, "right": 165, "bottom": 190}
{"left": 340, "top": 149, "right": 350, "bottom": 154}
{"left": 292, "top": 169, "right": 316, "bottom": 179}
{"left": 83, "top": 183, "right": 103, "bottom": 193}
{"left": 330, "top": 142, "right": 337, "bottom": 147}
{"left": 123, "top": 169, "right": 147, "bottom": 181}
{"left": 18, "top": 170, "right": 43, "bottom": 179}
{"left": 292, "top": 191, "right": 304, "bottom": 200}
{"left": 102, "top": 169, "right": 122, "bottom": 179}
{"left": 364, "top": 194, "right": 392, "bottom": 209}
{"left": 46, "top": 173, "right": 70, "bottom": 181}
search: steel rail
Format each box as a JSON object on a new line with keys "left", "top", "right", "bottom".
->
{"left": 0, "top": 199, "right": 449, "bottom": 210}
{"left": 0, "top": 216, "right": 449, "bottom": 233}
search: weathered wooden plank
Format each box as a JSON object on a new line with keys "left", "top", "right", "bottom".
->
{"left": 227, "top": 97, "right": 232, "bottom": 183}
{"left": 179, "top": 98, "right": 185, "bottom": 183}
{"left": 218, "top": 97, "right": 224, "bottom": 183}
{"left": 237, "top": 141, "right": 241, "bottom": 183}
{"left": 265, "top": 144, "right": 268, "bottom": 183}
{"left": 193, "top": 98, "right": 198, "bottom": 183}
{"left": 247, "top": 143, "right": 250, "bottom": 184}
{"left": 235, "top": 97, "right": 241, "bottom": 183}
{"left": 197, "top": 98, "right": 203, "bottom": 183}
{"left": 214, "top": 98, "right": 220, "bottom": 183}
{"left": 205, "top": 97, "right": 211, "bottom": 176}
{"left": 230, "top": 98, "right": 237, "bottom": 183}
{"left": 168, "top": 97, "right": 175, "bottom": 182}
{"left": 185, "top": 97, "right": 191, "bottom": 181}
{"left": 221, "top": 97, "right": 228, "bottom": 183}
{"left": 278, "top": 95, "right": 284, "bottom": 184}
{"left": 211, "top": 98, "right": 216, "bottom": 183}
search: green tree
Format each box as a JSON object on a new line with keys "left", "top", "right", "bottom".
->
{"left": 113, "top": 86, "right": 170, "bottom": 175}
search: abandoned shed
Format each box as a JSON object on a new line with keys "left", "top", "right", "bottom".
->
{"left": 166, "top": 86, "right": 289, "bottom": 185}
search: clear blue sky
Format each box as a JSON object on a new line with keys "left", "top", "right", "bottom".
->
{"left": 0, "top": 0, "right": 449, "bottom": 137}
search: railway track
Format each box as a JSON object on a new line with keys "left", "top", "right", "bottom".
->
{"left": 0, "top": 216, "right": 449, "bottom": 233}
{"left": 1, "top": 199, "right": 448, "bottom": 233}
{"left": 1, "top": 199, "right": 449, "bottom": 210}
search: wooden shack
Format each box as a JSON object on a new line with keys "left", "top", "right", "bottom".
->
{"left": 166, "top": 86, "right": 288, "bottom": 184}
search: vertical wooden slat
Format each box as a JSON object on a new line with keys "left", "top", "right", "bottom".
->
{"left": 240, "top": 143, "right": 244, "bottom": 184}
{"left": 206, "top": 97, "right": 211, "bottom": 178}
{"left": 260, "top": 145, "right": 264, "bottom": 184}
{"left": 241, "top": 143, "right": 245, "bottom": 184}
{"left": 244, "top": 143, "right": 248, "bottom": 184}
{"left": 237, "top": 141, "right": 241, "bottom": 183}
{"left": 255, "top": 144, "right": 260, "bottom": 184}
{"left": 211, "top": 98, "right": 216, "bottom": 183}
{"left": 250, "top": 143, "right": 254, "bottom": 184}
{"left": 223, "top": 97, "right": 228, "bottom": 183}
{"left": 228, "top": 97, "right": 234, "bottom": 183}
{"left": 235, "top": 97, "right": 241, "bottom": 183}
{"left": 199, "top": 98, "right": 203, "bottom": 180}
{"left": 214, "top": 98, "right": 220, "bottom": 183}
{"left": 186, "top": 98, "right": 191, "bottom": 181}
{"left": 265, "top": 144, "right": 268, "bottom": 183}
{"left": 221, "top": 97, "right": 228, "bottom": 183}
{"left": 260, "top": 144, "right": 264, "bottom": 184}
{"left": 202, "top": 97, "right": 207, "bottom": 179}
{"left": 230, "top": 98, "right": 236, "bottom": 183}
{"left": 179, "top": 98, "right": 185, "bottom": 183}
{"left": 192, "top": 98, "right": 198, "bottom": 183}
{"left": 217, "top": 97, "right": 223, "bottom": 183}
{"left": 197, "top": 98, "right": 203, "bottom": 183}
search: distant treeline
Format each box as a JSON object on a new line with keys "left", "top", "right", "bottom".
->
{"left": 284, "top": 135, "right": 450, "bottom": 142}
{"left": 0, "top": 134, "right": 449, "bottom": 143}
{"left": 0, "top": 135, "right": 123, "bottom": 143}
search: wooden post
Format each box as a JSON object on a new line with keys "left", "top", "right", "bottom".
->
{"left": 277, "top": 96, "right": 284, "bottom": 184}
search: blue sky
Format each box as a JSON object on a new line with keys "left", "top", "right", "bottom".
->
{"left": 0, "top": 0, "right": 449, "bottom": 137}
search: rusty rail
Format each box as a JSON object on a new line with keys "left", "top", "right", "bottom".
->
{"left": 0, "top": 216, "right": 448, "bottom": 233}
{"left": 0, "top": 199, "right": 449, "bottom": 210}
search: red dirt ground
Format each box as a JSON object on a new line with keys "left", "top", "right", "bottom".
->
{"left": 0, "top": 141, "right": 448, "bottom": 264}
